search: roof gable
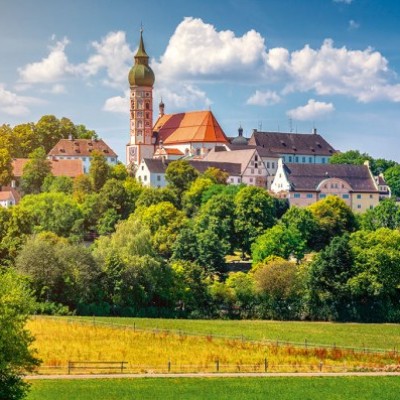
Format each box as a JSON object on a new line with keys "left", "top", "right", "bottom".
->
{"left": 154, "top": 111, "right": 229, "bottom": 145}
{"left": 284, "top": 163, "right": 377, "bottom": 192}
{"left": 48, "top": 139, "right": 117, "bottom": 157}
{"left": 248, "top": 131, "right": 336, "bottom": 156}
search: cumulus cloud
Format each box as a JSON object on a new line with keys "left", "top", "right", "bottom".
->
{"left": 246, "top": 90, "right": 281, "bottom": 106}
{"left": 18, "top": 38, "right": 76, "bottom": 83}
{"left": 79, "top": 31, "right": 134, "bottom": 88}
{"left": 287, "top": 99, "right": 335, "bottom": 121}
{"left": 277, "top": 39, "right": 400, "bottom": 102}
{"left": 153, "top": 17, "right": 267, "bottom": 82}
{"left": 0, "top": 84, "right": 42, "bottom": 116}
{"left": 103, "top": 90, "right": 130, "bottom": 113}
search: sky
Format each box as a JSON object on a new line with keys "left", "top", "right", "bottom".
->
{"left": 1, "top": 0, "right": 400, "bottom": 162}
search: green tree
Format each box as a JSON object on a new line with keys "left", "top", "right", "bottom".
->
{"left": 348, "top": 228, "right": 400, "bottom": 322}
{"left": 165, "top": 160, "right": 199, "bottom": 199}
{"left": 73, "top": 174, "right": 93, "bottom": 202}
{"left": 18, "top": 192, "right": 83, "bottom": 238}
{"left": 234, "top": 186, "right": 276, "bottom": 256}
{"left": 360, "top": 199, "right": 400, "bottom": 230}
{"left": 16, "top": 233, "right": 100, "bottom": 309}
{"left": 281, "top": 206, "right": 319, "bottom": 250}
{"left": 75, "top": 124, "right": 97, "bottom": 139}
{"left": 225, "top": 272, "right": 255, "bottom": 318}
{"left": 59, "top": 117, "right": 77, "bottom": 139}
{"left": 0, "top": 269, "right": 40, "bottom": 399}
{"left": 182, "top": 177, "right": 213, "bottom": 216}
{"left": 11, "top": 123, "right": 39, "bottom": 158}
{"left": 253, "top": 257, "right": 302, "bottom": 319}
{"left": 20, "top": 148, "right": 52, "bottom": 194}
{"left": 111, "top": 163, "right": 129, "bottom": 181}
{"left": 384, "top": 165, "right": 400, "bottom": 197}
{"left": 171, "top": 260, "right": 212, "bottom": 317}
{"left": 309, "top": 195, "right": 357, "bottom": 250}
{"left": 0, "top": 147, "right": 12, "bottom": 186}
{"left": 34, "top": 115, "right": 62, "bottom": 152}
{"left": 203, "top": 167, "right": 229, "bottom": 184}
{"left": 139, "top": 201, "right": 187, "bottom": 258}
{"left": 42, "top": 175, "right": 73, "bottom": 194}
{"left": 308, "top": 234, "right": 355, "bottom": 321}
{"left": 251, "top": 224, "right": 306, "bottom": 263}
{"left": 89, "top": 151, "right": 110, "bottom": 192}
{"left": 329, "top": 150, "right": 372, "bottom": 166}
{"left": 136, "top": 187, "right": 178, "bottom": 208}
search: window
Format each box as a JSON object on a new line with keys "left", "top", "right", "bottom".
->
{"left": 141, "top": 165, "right": 144, "bottom": 170}
{"left": 357, "top": 194, "right": 362, "bottom": 199}
{"left": 272, "top": 162, "right": 275, "bottom": 169}
{"left": 249, "top": 178, "right": 253, "bottom": 183}
{"left": 294, "top": 193, "right": 301, "bottom": 198}
{"left": 302, "top": 157, "right": 306, "bottom": 163}
{"left": 369, "top": 194, "right": 373, "bottom": 199}
{"left": 309, "top": 157, "right": 312, "bottom": 163}
{"left": 282, "top": 156, "right": 286, "bottom": 162}
{"left": 255, "top": 155, "right": 258, "bottom": 161}
{"left": 289, "top": 156, "right": 292, "bottom": 162}
{"left": 267, "top": 162, "right": 270, "bottom": 168}
{"left": 255, "top": 162, "right": 258, "bottom": 168}
{"left": 237, "top": 178, "right": 241, "bottom": 183}
{"left": 157, "top": 175, "right": 161, "bottom": 182}
{"left": 342, "top": 194, "right": 349, "bottom": 199}
{"left": 321, "top": 158, "right": 326, "bottom": 164}
{"left": 320, "top": 194, "right": 326, "bottom": 199}
{"left": 357, "top": 204, "right": 361, "bottom": 209}
{"left": 295, "top": 157, "right": 299, "bottom": 162}
{"left": 370, "top": 205, "right": 374, "bottom": 209}
{"left": 230, "top": 178, "right": 234, "bottom": 182}
{"left": 251, "top": 169, "right": 254, "bottom": 174}
{"left": 258, "top": 169, "right": 261, "bottom": 174}
{"left": 144, "top": 175, "right": 147, "bottom": 181}
{"left": 306, "top": 193, "right": 313, "bottom": 198}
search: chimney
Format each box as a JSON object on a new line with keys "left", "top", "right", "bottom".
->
{"left": 68, "top": 133, "right": 73, "bottom": 140}
{"left": 313, "top": 128, "right": 317, "bottom": 135}
{"left": 252, "top": 128, "right": 257, "bottom": 134}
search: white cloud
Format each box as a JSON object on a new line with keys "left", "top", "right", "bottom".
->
{"left": 287, "top": 99, "right": 335, "bottom": 121}
{"left": 246, "top": 90, "right": 281, "bottom": 106}
{"left": 153, "top": 17, "right": 267, "bottom": 82}
{"left": 0, "top": 84, "right": 42, "bottom": 116}
{"left": 18, "top": 38, "right": 76, "bottom": 84}
{"left": 277, "top": 39, "right": 400, "bottom": 102}
{"left": 348, "top": 20, "right": 360, "bottom": 30}
{"left": 79, "top": 31, "right": 134, "bottom": 88}
{"left": 103, "top": 90, "right": 130, "bottom": 113}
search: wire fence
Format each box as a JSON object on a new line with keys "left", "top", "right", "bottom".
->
{"left": 35, "top": 360, "right": 400, "bottom": 375}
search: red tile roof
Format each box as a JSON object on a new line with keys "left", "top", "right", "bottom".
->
{"left": 12, "top": 158, "right": 83, "bottom": 178}
{"left": 48, "top": 139, "right": 117, "bottom": 157}
{"left": 154, "top": 111, "right": 229, "bottom": 145}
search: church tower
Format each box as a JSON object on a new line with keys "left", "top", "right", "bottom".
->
{"left": 126, "top": 29, "right": 155, "bottom": 166}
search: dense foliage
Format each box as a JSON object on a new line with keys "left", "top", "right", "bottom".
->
{"left": 2, "top": 149, "right": 400, "bottom": 322}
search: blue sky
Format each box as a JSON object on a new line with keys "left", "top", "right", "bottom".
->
{"left": 1, "top": 0, "right": 400, "bottom": 162}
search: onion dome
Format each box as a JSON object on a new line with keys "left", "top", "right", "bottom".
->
{"left": 231, "top": 125, "right": 248, "bottom": 145}
{"left": 128, "top": 29, "right": 155, "bottom": 87}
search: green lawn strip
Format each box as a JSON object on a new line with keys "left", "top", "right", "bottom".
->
{"left": 27, "top": 377, "right": 400, "bottom": 400}
{"left": 65, "top": 316, "right": 400, "bottom": 351}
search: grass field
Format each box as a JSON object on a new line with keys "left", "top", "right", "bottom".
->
{"left": 27, "top": 377, "right": 400, "bottom": 400}
{"left": 28, "top": 317, "right": 400, "bottom": 374}
{"left": 73, "top": 316, "right": 400, "bottom": 350}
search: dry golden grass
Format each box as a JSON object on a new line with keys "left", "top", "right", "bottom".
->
{"left": 27, "top": 317, "right": 400, "bottom": 374}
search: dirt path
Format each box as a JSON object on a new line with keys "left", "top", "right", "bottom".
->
{"left": 25, "top": 372, "right": 400, "bottom": 380}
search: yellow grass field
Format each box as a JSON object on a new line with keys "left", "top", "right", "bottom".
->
{"left": 27, "top": 317, "right": 400, "bottom": 374}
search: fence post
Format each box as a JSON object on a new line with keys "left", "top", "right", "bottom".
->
{"left": 168, "top": 360, "right": 171, "bottom": 373}
{"left": 216, "top": 359, "right": 219, "bottom": 372}
{"left": 319, "top": 361, "right": 323, "bottom": 372}
{"left": 68, "top": 361, "right": 71, "bottom": 375}
{"left": 264, "top": 358, "right": 268, "bottom": 372}
{"left": 134, "top": 322, "right": 136, "bottom": 332}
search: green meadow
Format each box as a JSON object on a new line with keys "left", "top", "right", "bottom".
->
{"left": 27, "top": 377, "right": 400, "bottom": 400}
{"left": 71, "top": 316, "right": 400, "bottom": 350}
